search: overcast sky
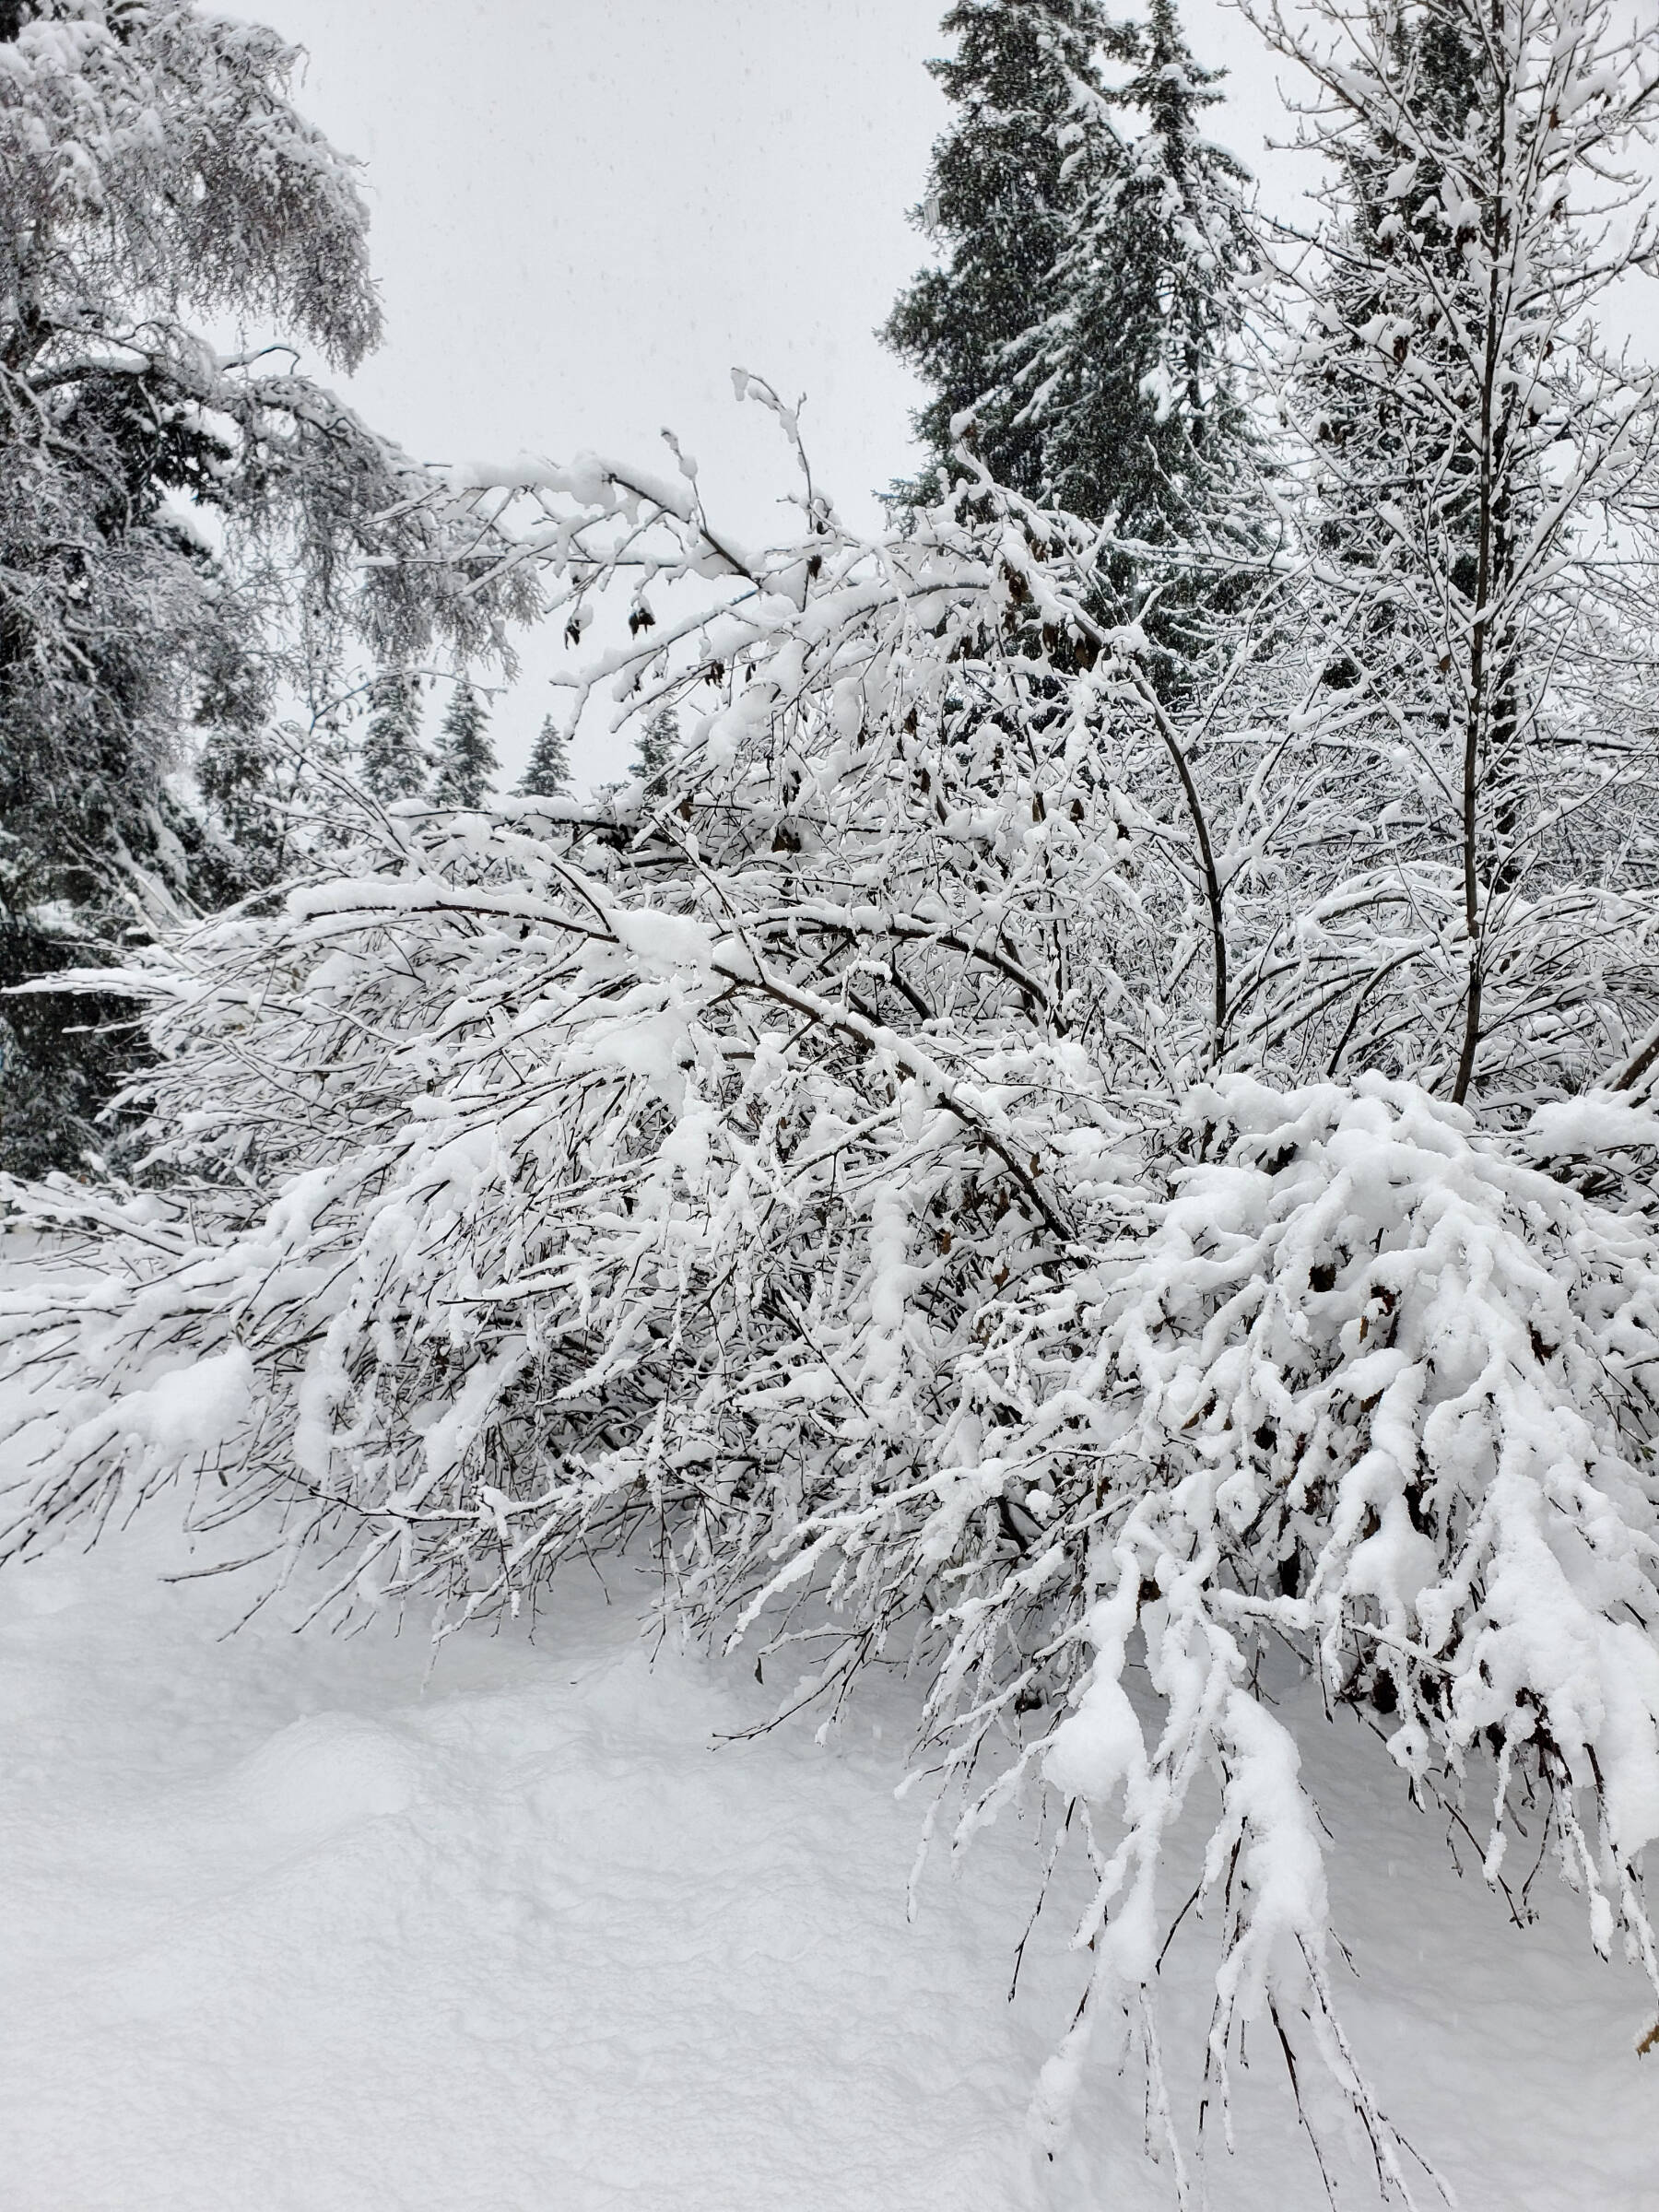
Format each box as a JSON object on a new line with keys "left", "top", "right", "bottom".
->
{"left": 253, "top": 0, "right": 1638, "bottom": 782}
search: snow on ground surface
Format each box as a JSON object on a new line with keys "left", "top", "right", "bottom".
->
{"left": 2, "top": 1418, "right": 1655, "bottom": 2207}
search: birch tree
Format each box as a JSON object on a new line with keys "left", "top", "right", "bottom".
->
{"left": 1249, "top": 0, "right": 1659, "bottom": 1104}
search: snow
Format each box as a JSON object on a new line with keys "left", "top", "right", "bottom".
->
{"left": 3, "top": 1497, "right": 1656, "bottom": 2211}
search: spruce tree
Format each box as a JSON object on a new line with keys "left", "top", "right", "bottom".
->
{"left": 995, "top": 0, "right": 1255, "bottom": 537}
{"left": 881, "top": 0, "right": 1127, "bottom": 511}
{"left": 432, "top": 677, "right": 496, "bottom": 808}
{"left": 885, "top": 0, "right": 1253, "bottom": 546}
{"left": 517, "top": 715, "right": 572, "bottom": 799}
{"left": 632, "top": 706, "right": 677, "bottom": 800}
{"left": 359, "top": 669, "right": 429, "bottom": 804}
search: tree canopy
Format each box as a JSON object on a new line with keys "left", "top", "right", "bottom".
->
{"left": 0, "top": 0, "right": 536, "bottom": 1168}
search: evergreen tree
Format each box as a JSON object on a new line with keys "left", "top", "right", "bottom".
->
{"left": 632, "top": 706, "right": 677, "bottom": 800}
{"left": 881, "top": 0, "right": 1127, "bottom": 510}
{"left": 359, "top": 670, "right": 429, "bottom": 804}
{"left": 517, "top": 715, "right": 572, "bottom": 799}
{"left": 884, "top": 0, "right": 1253, "bottom": 546}
{"left": 193, "top": 732, "right": 288, "bottom": 900}
{"left": 994, "top": 0, "right": 1255, "bottom": 537}
{"left": 432, "top": 677, "right": 496, "bottom": 808}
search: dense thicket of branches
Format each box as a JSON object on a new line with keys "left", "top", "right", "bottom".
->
{"left": 4, "top": 0, "right": 1659, "bottom": 2203}
{"left": 1252, "top": 0, "right": 1659, "bottom": 1107}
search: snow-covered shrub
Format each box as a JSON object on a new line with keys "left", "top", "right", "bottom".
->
{"left": 1029, "top": 1076, "right": 1659, "bottom": 2159}
{"left": 6, "top": 745, "right": 1659, "bottom": 2199}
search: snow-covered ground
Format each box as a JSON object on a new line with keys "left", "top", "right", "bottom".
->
{"left": 2, "top": 1490, "right": 1653, "bottom": 2212}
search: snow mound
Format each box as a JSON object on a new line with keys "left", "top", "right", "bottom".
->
{"left": 229, "top": 1713, "right": 419, "bottom": 1840}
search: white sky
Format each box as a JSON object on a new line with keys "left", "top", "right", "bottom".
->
{"left": 258, "top": 0, "right": 1648, "bottom": 783}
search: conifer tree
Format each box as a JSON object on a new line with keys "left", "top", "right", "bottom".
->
{"left": 885, "top": 0, "right": 1253, "bottom": 547}
{"left": 359, "top": 669, "right": 429, "bottom": 804}
{"left": 431, "top": 677, "right": 496, "bottom": 808}
{"left": 881, "top": 0, "right": 1127, "bottom": 510}
{"left": 632, "top": 705, "right": 677, "bottom": 800}
{"left": 517, "top": 714, "right": 572, "bottom": 799}
{"left": 995, "top": 0, "right": 1255, "bottom": 537}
